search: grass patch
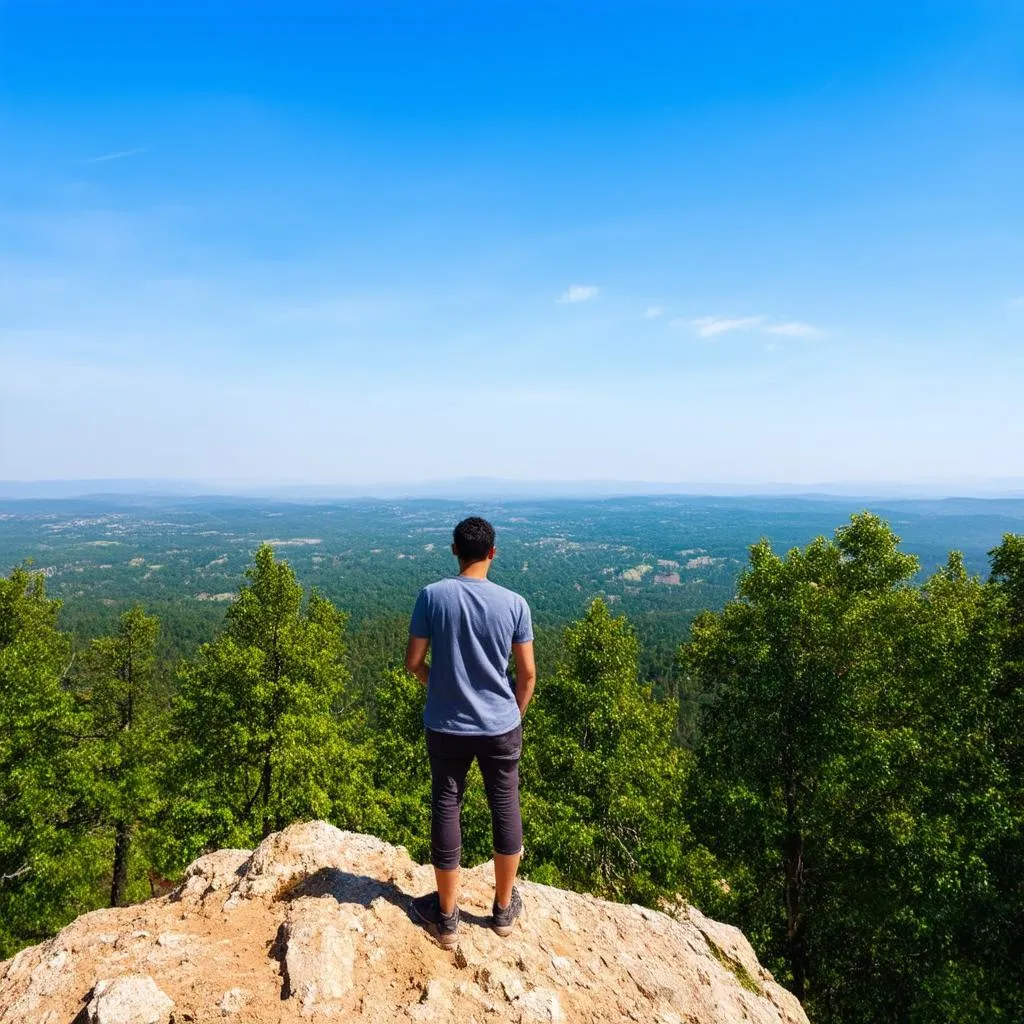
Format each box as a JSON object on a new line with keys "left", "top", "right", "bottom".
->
{"left": 706, "top": 936, "right": 762, "bottom": 994}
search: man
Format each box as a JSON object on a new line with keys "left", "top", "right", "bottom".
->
{"left": 405, "top": 516, "right": 536, "bottom": 948}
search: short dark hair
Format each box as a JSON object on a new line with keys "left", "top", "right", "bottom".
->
{"left": 453, "top": 516, "right": 495, "bottom": 562}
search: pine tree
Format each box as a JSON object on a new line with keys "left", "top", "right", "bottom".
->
{"left": 76, "top": 606, "right": 167, "bottom": 907}
{"left": 523, "top": 598, "right": 717, "bottom": 906}
{"left": 171, "top": 544, "right": 363, "bottom": 859}
{"left": 0, "top": 568, "right": 94, "bottom": 957}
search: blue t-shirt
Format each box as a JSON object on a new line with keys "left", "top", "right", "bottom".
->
{"left": 410, "top": 575, "right": 533, "bottom": 735}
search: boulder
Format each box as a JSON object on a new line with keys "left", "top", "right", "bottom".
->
{"left": 0, "top": 821, "right": 809, "bottom": 1024}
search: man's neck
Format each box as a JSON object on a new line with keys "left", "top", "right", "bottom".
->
{"left": 458, "top": 559, "right": 491, "bottom": 580}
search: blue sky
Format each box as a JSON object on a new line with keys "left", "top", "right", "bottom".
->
{"left": 1, "top": 1, "right": 1022, "bottom": 488}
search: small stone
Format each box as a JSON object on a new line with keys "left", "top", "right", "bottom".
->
{"left": 45, "top": 950, "right": 68, "bottom": 971}
{"left": 156, "top": 932, "right": 188, "bottom": 948}
{"left": 87, "top": 975, "right": 174, "bottom": 1024}
{"left": 516, "top": 988, "right": 565, "bottom": 1022}
{"left": 26, "top": 948, "right": 70, "bottom": 998}
{"left": 423, "top": 979, "right": 449, "bottom": 1003}
{"left": 217, "top": 987, "right": 251, "bottom": 1016}
{"left": 406, "top": 982, "right": 450, "bottom": 1023}
{"left": 477, "top": 965, "right": 525, "bottom": 1002}
{"left": 455, "top": 980, "right": 497, "bottom": 1012}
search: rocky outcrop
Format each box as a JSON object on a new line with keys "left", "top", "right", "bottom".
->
{"left": 0, "top": 820, "right": 808, "bottom": 1023}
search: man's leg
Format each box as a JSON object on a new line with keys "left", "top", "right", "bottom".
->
{"left": 493, "top": 850, "right": 521, "bottom": 911}
{"left": 435, "top": 866, "right": 460, "bottom": 916}
{"left": 479, "top": 725, "right": 524, "bottom": 913}
{"left": 428, "top": 744, "right": 472, "bottom": 914}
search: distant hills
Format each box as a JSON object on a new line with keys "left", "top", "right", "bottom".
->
{"left": 2, "top": 476, "right": 1024, "bottom": 501}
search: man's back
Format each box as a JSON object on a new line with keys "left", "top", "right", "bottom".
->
{"left": 410, "top": 575, "right": 533, "bottom": 736}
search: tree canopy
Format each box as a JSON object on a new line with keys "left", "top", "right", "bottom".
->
{"left": 1, "top": 519, "right": 1022, "bottom": 1024}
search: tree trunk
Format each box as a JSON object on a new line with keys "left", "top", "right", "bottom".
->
{"left": 110, "top": 821, "right": 130, "bottom": 907}
{"left": 784, "top": 780, "right": 807, "bottom": 1001}
{"left": 260, "top": 753, "right": 273, "bottom": 838}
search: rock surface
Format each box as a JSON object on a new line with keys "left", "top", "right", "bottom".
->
{"left": 0, "top": 820, "right": 808, "bottom": 1024}
{"left": 87, "top": 975, "right": 174, "bottom": 1024}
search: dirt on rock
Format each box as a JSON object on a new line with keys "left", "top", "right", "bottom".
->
{"left": 0, "top": 821, "right": 808, "bottom": 1024}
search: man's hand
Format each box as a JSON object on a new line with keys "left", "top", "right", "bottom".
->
{"left": 512, "top": 641, "right": 536, "bottom": 716}
{"left": 405, "top": 635, "right": 430, "bottom": 686}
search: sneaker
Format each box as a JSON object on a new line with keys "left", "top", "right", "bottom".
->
{"left": 410, "top": 891, "right": 460, "bottom": 948}
{"left": 491, "top": 886, "right": 523, "bottom": 937}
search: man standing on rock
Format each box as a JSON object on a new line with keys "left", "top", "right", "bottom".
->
{"left": 405, "top": 515, "right": 536, "bottom": 947}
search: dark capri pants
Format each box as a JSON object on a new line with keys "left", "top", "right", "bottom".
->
{"left": 425, "top": 723, "right": 524, "bottom": 870}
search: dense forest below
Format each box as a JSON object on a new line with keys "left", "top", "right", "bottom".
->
{"left": 4, "top": 494, "right": 1022, "bottom": 702}
{"left": 1, "top": 497, "right": 1023, "bottom": 1023}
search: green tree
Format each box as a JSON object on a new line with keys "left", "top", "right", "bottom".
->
{"left": 990, "top": 533, "right": 1024, "bottom": 695}
{"left": 982, "top": 535, "right": 1024, "bottom": 1020}
{"left": 817, "top": 551, "right": 1008, "bottom": 1023}
{"left": 0, "top": 568, "right": 97, "bottom": 958}
{"left": 362, "top": 666, "right": 431, "bottom": 859}
{"left": 76, "top": 606, "right": 167, "bottom": 907}
{"left": 524, "top": 598, "right": 717, "bottom": 906}
{"left": 171, "top": 544, "right": 363, "bottom": 859}
{"left": 684, "top": 514, "right": 919, "bottom": 1005}
{"left": 685, "top": 514, "right": 1024, "bottom": 1023}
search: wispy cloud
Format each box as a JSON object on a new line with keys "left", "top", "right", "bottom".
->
{"left": 686, "top": 315, "right": 765, "bottom": 337}
{"left": 84, "top": 148, "right": 147, "bottom": 164}
{"left": 1009, "top": 296, "right": 1024, "bottom": 308}
{"left": 557, "top": 284, "right": 599, "bottom": 304}
{"left": 644, "top": 305, "right": 664, "bottom": 319}
{"left": 675, "top": 314, "right": 824, "bottom": 338}
{"left": 766, "top": 320, "right": 824, "bottom": 337}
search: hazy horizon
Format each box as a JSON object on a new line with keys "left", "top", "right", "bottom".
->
{"left": 3, "top": 474, "right": 1024, "bottom": 502}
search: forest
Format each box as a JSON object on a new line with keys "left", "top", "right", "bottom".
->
{"left": 1, "top": 508, "right": 1022, "bottom": 1024}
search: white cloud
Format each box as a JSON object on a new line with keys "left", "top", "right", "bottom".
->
{"left": 557, "top": 284, "right": 599, "bottom": 304}
{"left": 84, "top": 148, "right": 147, "bottom": 164}
{"left": 644, "top": 305, "right": 664, "bottom": 319}
{"left": 766, "top": 320, "right": 824, "bottom": 338}
{"left": 687, "top": 315, "right": 765, "bottom": 337}
{"left": 1010, "top": 296, "right": 1024, "bottom": 308}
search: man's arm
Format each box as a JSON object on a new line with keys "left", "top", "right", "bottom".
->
{"left": 405, "top": 635, "right": 430, "bottom": 686}
{"left": 512, "top": 641, "right": 536, "bottom": 717}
